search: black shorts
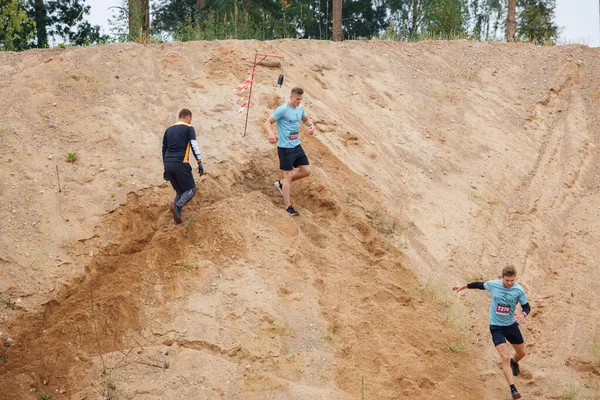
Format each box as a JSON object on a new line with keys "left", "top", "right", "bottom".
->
{"left": 164, "top": 162, "right": 196, "bottom": 193}
{"left": 490, "top": 323, "right": 524, "bottom": 346}
{"left": 277, "top": 145, "right": 309, "bottom": 171}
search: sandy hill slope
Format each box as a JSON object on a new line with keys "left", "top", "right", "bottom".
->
{"left": 0, "top": 39, "right": 599, "bottom": 399}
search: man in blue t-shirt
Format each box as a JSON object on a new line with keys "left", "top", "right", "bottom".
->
{"left": 453, "top": 266, "right": 531, "bottom": 400}
{"left": 263, "top": 87, "right": 316, "bottom": 217}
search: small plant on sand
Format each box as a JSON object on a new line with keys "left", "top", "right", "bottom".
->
{"left": 88, "top": 73, "right": 102, "bottom": 92}
{"left": 56, "top": 81, "right": 73, "bottom": 92}
{"left": 443, "top": 87, "right": 459, "bottom": 102}
{"left": 260, "top": 319, "right": 292, "bottom": 337}
{"left": 361, "top": 375, "right": 365, "bottom": 400}
{"left": 185, "top": 215, "right": 197, "bottom": 238}
{"left": 88, "top": 289, "right": 169, "bottom": 399}
{"left": 562, "top": 380, "right": 581, "bottom": 399}
{"left": 443, "top": 308, "right": 464, "bottom": 331}
{"left": 179, "top": 259, "right": 196, "bottom": 270}
{"left": 366, "top": 203, "right": 399, "bottom": 235}
{"left": 272, "top": 320, "right": 292, "bottom": 336}
{"left": 65, "top": 152, "right": 78, "bottom": 163}
{"left": 245, "top": 369, "right": 265, "bottom": 382}
{"left": 462, "top": 273, "right": 486, "bottom": 283}
{"left": 588, "top": 340, "right": 600, "bottom": 373}
{"left": 322, "top": 330, "right": 340, "bottom": 345}
{"left": 446, "top": 340, "right": 465, "bottom": 352}
{"left": 117, "top": 180, "right": 124, "bottom": 187}
{"left": 186, "top": 215, "right": 196, "bottom": 230}
{"left": 408, "top": 278, "right": 453, "bottom": 308}
{"left": 0, "top": 344, "right": 7, "bottom": 362}
{"left": 40, "top": 394, "right": 51, "bottom": 400}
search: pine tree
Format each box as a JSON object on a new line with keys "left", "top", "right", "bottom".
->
{"left": 517, "top": 0, "right": 557, "bottom": 44}
{"left": 506, "top": 0, "right": 516, "bottom": 41}
{"left": 332, "top": 0, "right": 342, "bottom": 41}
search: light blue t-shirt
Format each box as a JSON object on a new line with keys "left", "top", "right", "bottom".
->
{"left": 272, "top": 103, "right": 307, "bottom": 148}
{"left": 484, "top": 280, "right": 528, "bottom": 326}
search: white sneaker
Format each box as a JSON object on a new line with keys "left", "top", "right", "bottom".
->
{"left": 274, "top": 180, "right": 283, "bottom": 194}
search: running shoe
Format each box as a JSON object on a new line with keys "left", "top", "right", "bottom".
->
{"left": 510, "top": 358, "right": 520, "bottom": 377}
{"left": 286, "top": 205, "right": 299, "bottom": 216}
{"left": 171, "top": 205, "right": 183, "bottom": 224}
{"left": 274, "top": 180, "right": 283, "bottom": 194}
{"left": 511, "top": 388, "right": 522, "bottom": 399}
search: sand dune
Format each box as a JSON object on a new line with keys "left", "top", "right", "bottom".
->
{"left": 0, "top": 39, "right": 599, "bottom": 399}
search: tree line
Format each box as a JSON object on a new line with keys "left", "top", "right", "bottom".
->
{"left": 1, "top": 0, "right": 559, "bottom": 51}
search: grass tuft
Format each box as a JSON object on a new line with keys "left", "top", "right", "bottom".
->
{"left": 65, "top": 152, "right": 78, "bottom": 163}
{"left": 562, "top": 380, "right": 581, "bottom": 399}
{"left": 446, "top": 340, "right": 465, "bottom": 352}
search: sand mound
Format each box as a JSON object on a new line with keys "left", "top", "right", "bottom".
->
{"left": 0, "top": 40, "right": 599, "bottom": 399}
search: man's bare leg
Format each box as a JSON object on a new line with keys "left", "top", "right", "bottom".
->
{"left": 291, "top": 165, "right": 311, "bottom": 182}
{"left": 496, "top": 343, "right": 514, "bottom": 385}
{"left": 512, "top": 343, "right": 526, "bottom": 364}
{"left": 282, "top": 170, "right": 294, "bottom": 208}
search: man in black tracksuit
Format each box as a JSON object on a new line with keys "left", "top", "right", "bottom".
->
{"left": 162, "top": 108, "right": 204, "bottom": 224}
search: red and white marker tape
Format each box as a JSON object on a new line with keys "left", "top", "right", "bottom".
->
{"left": 236, "top": 95, "right": 249, "bottom": 113}
{"left": 233, "top": 75, "right": 253, "bottom": 113}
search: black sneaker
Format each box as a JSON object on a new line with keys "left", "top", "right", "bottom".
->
{"left": 171, "top": 205, "right": 182, "bottom": 224}
{"left": 286, "top": 205, "right": 299, "bottom": 216}
{"left": 511, "top": 388, "right": 522, "bottom": 399}
{"left": 274, "top": 180, "right": 283, "bottom": 194}
{"left": 510, "top": 358, "right": 520, "bottom": 377}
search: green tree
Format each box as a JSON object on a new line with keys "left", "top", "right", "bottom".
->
{"left": 468, "top": 0, "right": 503, "bottom": 41}
{"left": 107, "top": 0, "right": 128, "bottom": 42}
{"left": 342, "top": 0, "right": 388, "bottom": 39}
{"left": 154, "top": 0, "right": 289, "bottom": 41}
{"left": 153, "top": 0, "right": 386, "bottom": 41}
{"left": 33, "top": 0, "right": 48, "bottom": 47}
{"left": 467, "top": 0, "right": 556, "bottom": 43}
{"left": 145, "top": 0, "right": 556, "bottom": 43}
{"left": 388, "top": 0, "right": 467, "bottom": 40}
{"left": 516, "top": 0, "right": 557, "bottom": 44}
{"left": 0, "top": 0, "right": 34, "bottom": 51}
{"left": 45, "top": 0, "right": 106, "bottom": 45}
{"left": 152, "top": 0, "right": 202, "bottom": 35}
{"left": 23, "top": 0, "right": 106, "bottom": 47}
{"left": 421, "top": 0, "right": 467, "bottom": 38}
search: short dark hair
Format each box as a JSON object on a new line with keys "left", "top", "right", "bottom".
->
{"left": 291, "top": 87, "right": 304, "bottom": 96}
{"left": 502, "top": 265, "right": 517, "bottom": 277}
{"left": 179, "top": 108, "right": 192, "bottom": 119}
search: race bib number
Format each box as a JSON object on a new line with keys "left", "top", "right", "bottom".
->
{"left": 289, "top": 132, "right": 298, "bottom": 141}
{"left": 496, "top": 304, "right": 510, "bottom": 315}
